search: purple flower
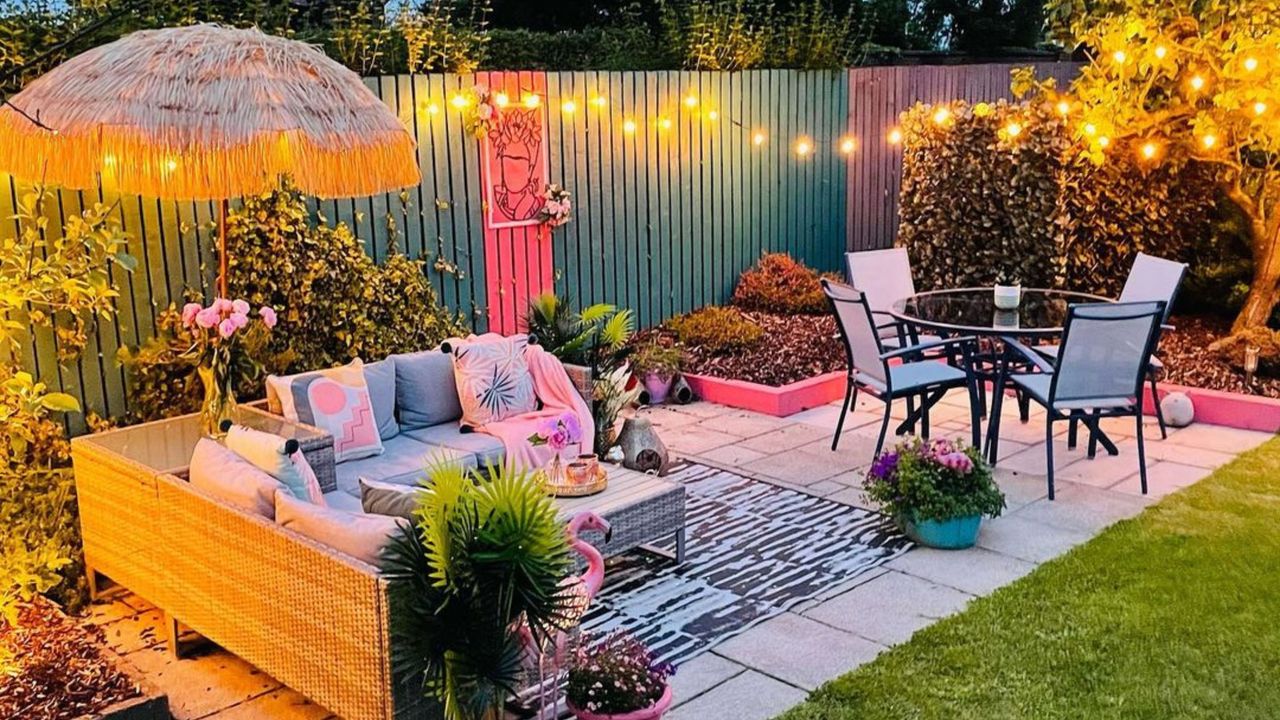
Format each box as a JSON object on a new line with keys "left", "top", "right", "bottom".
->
{"left": 181, "top": 302, "right": 202, "bottom": 327}
{"left": 562, "top": 413, "right": 582, "bottom": 443}
{"left": 229, "top": 312, "right": 249, "bottom": 329}
{"left": 213, "top": 297, "right": 233, "bottom": 313}
{"left": 217, "top": 318, "right": 237, "bottom": 338}
{"left": 231, "top": 299, "right": 250, "bottom": 315}
{"left": 869, "top": 451, "right": 899, "bottom": 481}
{"left": 259, "top": 306, "right": 277, "bottom": 329}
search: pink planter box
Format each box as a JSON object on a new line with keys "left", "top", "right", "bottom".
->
{"left": 684, "top": 371, "right": 1280, "bottom": 433}
{"left": 1144, "top": 382, "right": 1280, "bottom": 434}
{"left": 682, "top": 371, "right": 847, "bottom": 417}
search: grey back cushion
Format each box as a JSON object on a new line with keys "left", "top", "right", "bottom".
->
{"left": 391, "top": 350, "right": 462, "bottom": 429}
{"left": 363, "top": 358, "right": 399, "bottom": 440}
{"left": 359, "top": 477, "right": 423, "bottom": 520}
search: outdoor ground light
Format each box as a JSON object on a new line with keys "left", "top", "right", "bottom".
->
{"left": 1245, "top": 345, "right": 1260, "bottom": 385}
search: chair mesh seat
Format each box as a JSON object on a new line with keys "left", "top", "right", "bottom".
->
{"left": 1011, "top": 371, "right": 1136, "bottom": 410}
{"left": 857, "top": 361, "right": 966, "bottom": 394}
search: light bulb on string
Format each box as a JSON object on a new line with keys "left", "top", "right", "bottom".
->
{"left": 561, "top": 99, "right": 577, "bottom": 114}
{"left": 1245, "top": 57, "right": 1259, "bottom": 72}
{"left": 1154, "top": 45, "right": 1168, "bottom": 59}
{"left": 839, "top": 137, "right": 857, "bottom": 154}
{"left": 887, "top": 127, "right": 903, "bottom": 144}
{"left": 794, "top": 136, "right": 813, "bottom": 156}
{"left": 1004, "top": 121, "right": 1023, "bottom": 137}
{"left": 683, "top": 94, "right": 698, "bottom": 109}
{"left": 590, "top": 95, "right": 608, "bottom": 108}
{"left": 450, "top": 94, "right": 469, "bottom": 109}
{"left": 1112, "top": 49, "right": 1127, "bottom": 64}
{"left": 622, "top": 119, "right": 637, "bottom": 134}
{"left": 658, "top": 117, "right": 672, "bottom": 131}
{"left": 1254, "top": 101, "right": 1267, "bottom": 116}
{"left": 494, "top": 92, "right": 510, "bottom": 108}
{"left": 1189, "top": 75, "right": 1206, "bottom": 92}
{"left": 1056, "top": 100, "right": 1071, "bottom": 115}
{"left": 523, "top": 94, "right": 541, "bottom": 109}
{"left": 752, "top": 131, "right": 767, "bottom": 146}
{"left": 1201, "top": 133, "right": 1218, "bottom": 149}
{"left": 932, "top": 107, "right": 951, "bottom": 125}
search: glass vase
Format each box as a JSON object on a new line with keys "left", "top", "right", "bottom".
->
{"left": 197, "top": 363, "right": 237, "bottom": 438}
{"left": 546, "top": 452, "right": 565, "bottom": 484}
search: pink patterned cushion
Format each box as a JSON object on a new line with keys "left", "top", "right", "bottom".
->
{"left": 268, "top": 362, "right": 383, "bottom": 463}
{"left": 450, "top": 335, "right": 538, "bottom": 428}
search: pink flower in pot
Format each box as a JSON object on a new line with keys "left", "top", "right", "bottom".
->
{"left": 565, "top": 633, "right": 675, "bottom": 720}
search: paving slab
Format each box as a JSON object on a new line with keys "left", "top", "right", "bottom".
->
{"left": 1111, "top": 461, "right": 1213, "bottom": 498}
{"left": 668, "top": 653, "right": 746, "bottom": 707}
{"left": 886, "top": 546, "right": 1036, "bottom": 596}
{"left": 713, "top": 613, "right": 885, "bottom": 691}
{"left": 740, "top": 423, "right": 831, "bottom": 455}
{"left": 697, "top": 409, "right": 793, "bottom": 439}
{"left": 664, "top": 425, "right": 741, "bottom": 456}
{"left": 665, "top": 670, "right": 807, "bottom": 720}
{"left": 124, "top": 645, "right": 281, "bottom": 720}
{"left": 1140, "top": 439, "right": 1239, "bottom": 469}
{"left": 976, "top": 513, "right": 1093, "bottom": 564}
{"left": 802, "top": 570, "right": 973, "bottom": 646}
{"left": 742, "top": 448, "right": 861, "bottom": 485}
{"left": 1010, "top": 482, "right": 1153, "bottom": 534}
{"left": 696, "top": 443, "right": 770, "bottom": 468}
{"left": 1164, "top": 423, "right": 1274, "bottom": 453}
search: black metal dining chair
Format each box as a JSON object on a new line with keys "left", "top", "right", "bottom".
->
{"left": 823, "top": 279, "right": 984, "bottom": 459}
{"left": 987, "top": 301, "right": 1166, "bottom": 500}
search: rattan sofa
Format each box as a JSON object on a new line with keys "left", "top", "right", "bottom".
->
{"left": 72, "top": 413, "right": 437, "bottom": 720}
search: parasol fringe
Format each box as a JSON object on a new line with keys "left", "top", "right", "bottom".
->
{"left": 0, "top": 23, "right": 419, "bottom": 200}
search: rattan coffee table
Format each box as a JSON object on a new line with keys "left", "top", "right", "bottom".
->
{"left": 555, "top": 466, "right": 687, "bottom": 564}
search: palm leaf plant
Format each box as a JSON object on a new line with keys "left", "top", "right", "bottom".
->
{"left": 525, "top": 293, "right": 637, "bottom": 453}
{"left": 381, "top": 459, "right": 573, "bottom": 720}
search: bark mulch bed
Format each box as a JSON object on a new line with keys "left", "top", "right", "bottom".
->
{"left": 0, "top": 597, "right": 141, "bottom": 720}
{"left": 1160, "top": 315, "right": 1280, "bottom": 399}
{"left": 643, "top": 310, "right": 1280, "bottom": 398}
{"left": 640, "top": 310, "right": 845, "bottom": 387}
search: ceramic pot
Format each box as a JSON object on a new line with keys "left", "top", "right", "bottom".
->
{"left": 642, "top": 373, "right": 674, "bottom": 405}
{"left": 993, "top": 284, "right": 1021, "bottom": 310}
{"left": 904, "top": 514, "right": 982, "bottom": 549}
{"left": 569, "top": 685, "right": 674, "bottom": 720}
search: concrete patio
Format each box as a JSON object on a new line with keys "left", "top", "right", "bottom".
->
{"left": 86, "top": 393, "right": 1274, "bottom": 720}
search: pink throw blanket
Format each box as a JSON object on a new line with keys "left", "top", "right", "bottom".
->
{"left": 477, "top": 345, "right": 596, "bottom": 470}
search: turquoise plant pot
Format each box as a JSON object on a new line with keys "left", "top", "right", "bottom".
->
{"left": 905, "top": 514, "right": 982, "bottom": 550}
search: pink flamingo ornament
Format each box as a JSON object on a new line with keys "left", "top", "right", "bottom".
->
{"left": 524, "top": 511, "right": 612, "bottom": 719}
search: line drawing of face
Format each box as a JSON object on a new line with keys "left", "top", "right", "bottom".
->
{"left": 490, "top": 108, "right": 543, "bottom": 223}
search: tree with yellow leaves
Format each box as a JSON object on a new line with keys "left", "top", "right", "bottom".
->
{"left": 1051, "top": 0, "right": 1280, "bottom": 334}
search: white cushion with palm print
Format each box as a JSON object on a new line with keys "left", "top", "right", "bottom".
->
{"left": 449, "top": 335, "right": 538, "bottom": 428}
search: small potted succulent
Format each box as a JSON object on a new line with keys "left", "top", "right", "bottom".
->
{"left": 993, "top": 270, "right": 1021, "bottom": 310}
{"left": 863, "top": 438, "right": 1005, "bottom": 549}
{"left": 631, "top": 342, "right": 683, "bottom": 406}
{"left": 566, "top": 632, "right": 675, "bottom": 720}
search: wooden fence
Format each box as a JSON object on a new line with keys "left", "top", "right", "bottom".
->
{"left": 4, "top": 63, "right": 1077, "bottom": 429}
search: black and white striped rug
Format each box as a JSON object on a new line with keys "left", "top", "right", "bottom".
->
{"left": 579, "top": 463, "right": 912, "bottom": 667}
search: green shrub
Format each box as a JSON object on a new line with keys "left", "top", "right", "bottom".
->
{"left": 731, "top": 252, "right": 834, "bottom": 315}
{"left": 667, "top": 306, "right": 763, "bottom": 353}
{"left": 897, "top": 92, "right": 1216, "bottom": 297}
{"left": 222, "top": 180, "right": 467, "bottom": 372}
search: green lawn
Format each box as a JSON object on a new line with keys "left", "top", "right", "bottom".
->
{"left": 779, "top": 436, "right": 1280, "bottom": 720}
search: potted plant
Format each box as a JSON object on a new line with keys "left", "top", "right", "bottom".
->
{"left": 863, "top": 438, "right": 1005, "bottom": 549}
{"left": 631, "top": 342, "right": 684, "bottom": 406}
{"left": 993, "top": 270, "right": 1021, "bottom": 310}
{"left": 566, "top": 632, "right": 675, "bottom": 720}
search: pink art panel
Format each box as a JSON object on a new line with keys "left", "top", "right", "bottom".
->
{"left": 477, "top": 71, "right": 554, "bottom": 335}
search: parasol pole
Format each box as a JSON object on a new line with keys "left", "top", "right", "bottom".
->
{"left": 217, "top": 198, "right": 229, "bottom": 297}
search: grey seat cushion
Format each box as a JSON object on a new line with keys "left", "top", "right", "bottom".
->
{"left": 859, "top": 361, "right": 967, "bottom": 394}
{"left": 334, "top": 435, "right": 473, "bottom": 496}
{"left": 402, "top": 424, "right": 506, "bottom": 468}
{"left": 390, "top": 350, "right": 463, "bottom": 429}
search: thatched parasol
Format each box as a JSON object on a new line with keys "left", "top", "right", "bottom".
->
{"left": 0, "top": 24, "right": 420, "bottom": 293}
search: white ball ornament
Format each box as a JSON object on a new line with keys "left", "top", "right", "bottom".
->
{"left": 1160, "top": 392, "right": 1195, "bottom": 428}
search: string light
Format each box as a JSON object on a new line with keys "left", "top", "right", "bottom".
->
{"left": 657, "top": 117, "right": 672, "bottom": 131}
{"left": 164, "top": 158, "right": 178, "bottom": 172}
{"left": 707, "top": 109, "right": 719, "bottom": 121}
{"left": 1189, "top": 75, "right": 1206, "bottom": 91}
{"left": 887, "top": 127, "right": 903, "bottom": 144}
{"left": 794, "top": 136, "right": 813, "bottom": 156}
{"left": 102, "top": 153, "right": 117, "bottom": 167}
{"left": 561, "top": 99, "right": 577, "bottom": 114}
{"left": 683, "top": 94, "right": 698, "bottom": 109}
{"left": 1154, "top": 45, "right": 1168, "bottom": 59}
{"left": 1005, "top": 121, "right": 1023, "bottom": 137}
{"left": 839, "top": 136, "right": 857, "bottom": 154}
{"left": 622, "top": 119, "right": 637, "bottom": 134}
{"left": 523, "top": 94, "right": 541, "bottom": 109}
{"left": 590, "top": 95, "right": 608, "bottom": 108}
{"left": 494, "top": 92, "right": 510, "bottom": 108}
{"left": 450, "top": 93, "right": 469, "bottom": 109}
{"left": 932, "top": 107, "right": 951, "bottom": 125}
{"left": 1201, "top": 133, "right": 1218, "bottom": 149}
{"left": 1112, "top": 49, "right": 1127, "bottom": 64}
{"left": 1244, "top": 57, "right": 1259, "bottom": 72}
{"left": 1056, "top": 100, "right": 1071, "bottom": 115}
{"left": 1140, "top": 140, "right": 1161, "bottom": 160}
{"left": 752, "top": 131, "right": 767, "bottom": 146}
{"left": 1083, "top": 123, "right": 1097, "bottom": 136}
{"left": 426, "top": 102, "right": 440, "bottom": 115}
{"left": 1098, "top": 136, "right": 1110, "bottom": 148}
{"left": 1254, "top": 101, "right": 1267, "bottom": 116}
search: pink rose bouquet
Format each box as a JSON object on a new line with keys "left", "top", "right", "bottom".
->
{"left": 180, "top": 298, "right": 277, "bottom": 435}
{"left": 538, "top": 184, "right": 572, "bottom": 228}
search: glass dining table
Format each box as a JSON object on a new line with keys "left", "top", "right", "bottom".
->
{"left": 888, "top": 287, "right": 1118, "bottom": 459}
